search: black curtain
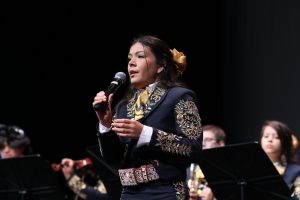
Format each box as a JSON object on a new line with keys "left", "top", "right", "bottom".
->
{"left": 221, "top": 0, "right": 300, "bottom": 154}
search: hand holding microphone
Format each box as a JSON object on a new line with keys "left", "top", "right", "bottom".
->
{"left": 93, "top": 72, "right": 127, "bottom": 113}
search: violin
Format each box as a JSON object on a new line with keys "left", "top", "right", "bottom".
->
{"left": 51, "top": 157, "right": 93, "bottom": 172}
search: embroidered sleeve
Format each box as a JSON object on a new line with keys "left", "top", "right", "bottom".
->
{"left": 156, "top": 130, "right": 192, "bottom": 155}
{"left": 175, "top": 99, "right": 202, "bottom": 140}
{"left": 153, "top": 97, "right": 202, "bottom": 162}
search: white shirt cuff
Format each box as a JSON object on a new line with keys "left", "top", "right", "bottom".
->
{"left": 98, "top": 123, "right": 112, "bottom": 134}
{"left": 137, "top": 125, "right": 153, "bottom": 147}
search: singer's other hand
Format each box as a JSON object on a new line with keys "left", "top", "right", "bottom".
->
{"left": 93, "top": 91, "right": 113, "bottom": 127}
{"left": 112, "top": 119, "right": 143, "bottom": 140}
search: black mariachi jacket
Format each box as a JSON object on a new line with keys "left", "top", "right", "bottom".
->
{"left": 283, "top": 163, "right": 300, "bottom": 199}
{"left": 97, "top": 85, "right": 203, "bottom": 182}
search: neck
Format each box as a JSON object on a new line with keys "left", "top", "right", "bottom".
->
{"left": 268, "top": 153, "right": 280, "bottom": 163}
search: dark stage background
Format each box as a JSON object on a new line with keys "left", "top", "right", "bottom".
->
{"left": 1, "top": 1, "right": 300, "bottom": 162}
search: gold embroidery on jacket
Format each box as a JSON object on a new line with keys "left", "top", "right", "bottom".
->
{"left": 144, "top": 87, "right": 165, "bottom": 115}
{"left": 127, "top": 87, "right": 166, "bottom": 119}
{"left": 175, "top": 99, "right": 202, "bottom": 139}
{"left": 126, "top": 96, "right": 136, "bottom": 119}
{"left": 156, "top": 130, "right": 191, "bottom": 155}
{"left": 173, "top": 181, "right": 186, "bottom": 200}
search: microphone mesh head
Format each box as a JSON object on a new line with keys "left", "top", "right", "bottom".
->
{"left": 115, "top": 72, "right": 127, "bottom": 84}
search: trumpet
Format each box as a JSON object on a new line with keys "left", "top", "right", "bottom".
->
{"left": 188, "top": 163, "right": 207, "bottom": 196}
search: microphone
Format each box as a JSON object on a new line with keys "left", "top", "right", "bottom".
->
{"left": 94, "top": 72, "right": 127, "bottom": 112}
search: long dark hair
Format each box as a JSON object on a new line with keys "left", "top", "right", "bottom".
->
{"left": 260, "top": 120, "right": 297, "bottom": 163}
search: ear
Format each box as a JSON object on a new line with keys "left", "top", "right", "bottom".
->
{"left": 157, "top": 66, "right": 164, "bottom": 74}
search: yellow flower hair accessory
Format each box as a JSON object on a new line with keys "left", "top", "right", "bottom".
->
{"left": 291, "top": 134, "right": 299, "bottom": 152}
{"left": 170, "top": 48, "right": 186, "bottom": 75}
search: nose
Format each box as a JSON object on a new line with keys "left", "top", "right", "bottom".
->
{"left": 266, "top": 137, "right": 274, "bottom": 142}
{"left": 128, "top": 57, "right": 136, "bottom": 67}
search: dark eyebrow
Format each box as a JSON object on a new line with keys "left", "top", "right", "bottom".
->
{"left": 128, "top": 50, "right": 145, "bottom": 56}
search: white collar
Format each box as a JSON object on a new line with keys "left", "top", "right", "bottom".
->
{"left": 146, "top": 82, "right": 158, "bottom": 93}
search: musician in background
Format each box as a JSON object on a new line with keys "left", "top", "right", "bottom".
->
{"left": 187, "top": 124, "right": 226, "bottom": 200}
{"left": 0, "top": 124, "right": 32, "bottom": 159}
{"left": 259, "top": 120, "right": 300, "bottom": 200}
{"left": 59, "top": 157, "right": 110, "bottom": 200}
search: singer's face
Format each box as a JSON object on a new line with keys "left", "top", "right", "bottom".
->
{"left": 128, "top": 42, "right": 163, "bottom": 89}
{"left": 260, "top": 126, "right": 282, "bottom": 161}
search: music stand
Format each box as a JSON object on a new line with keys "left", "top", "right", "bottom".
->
{"left": 198, "top": 142, "right": 292, "bottom": 200}
{"left": 86, "top": 145, "right": 122, "bottom": 200}
{"left": 0, "top": 154, "right": 65, "bottom": 200}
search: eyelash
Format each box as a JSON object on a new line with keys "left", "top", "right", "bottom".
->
{"left": 263, "top": 135, "right": 279, "bottom": 139}
{"left": 127, "top": 55, "right": 146, "bottom": 62}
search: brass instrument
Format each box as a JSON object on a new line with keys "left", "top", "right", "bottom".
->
{"left": 188, "top": 163, "right": 207, "bottom": 196}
